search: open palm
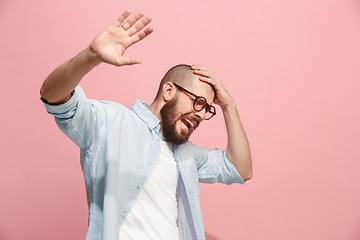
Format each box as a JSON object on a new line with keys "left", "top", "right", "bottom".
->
{"left": 90, "top": 10, "right": 153, "bottom": 66}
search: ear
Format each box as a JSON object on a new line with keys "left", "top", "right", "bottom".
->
{"left": 162, "top": 82, "right": 176, "bottom": 102}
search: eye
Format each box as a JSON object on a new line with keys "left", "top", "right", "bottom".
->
{"left": 196, "top": 98, "right": 206, "bottom": 105}
{"left": 195, "top": 98, "right": 206, "bottom": 106}
{"left": 192, "top": 98, "right": 206, "bottom": 111}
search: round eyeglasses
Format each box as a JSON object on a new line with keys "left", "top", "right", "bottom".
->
{"left": 173, "top": 83, "right": 216, "bottom": 120}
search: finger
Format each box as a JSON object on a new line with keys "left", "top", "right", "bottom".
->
{"left": 191, "top": 65, "right": 209, "bottom": 71}
{"left": 115, "top": 57, "right": 142, "bottom": 66}
{"left": 112, "top": 10, "right": 131, "bottom": 27}
{"left": 198, "top": 76, "right": 213, "bottom": 85}
{"left": 127, "top": 16, "right": 152, "bottom": 36}
{"left": 193, "top": 68, "right": 216, "bottom": 80}
{"left": 131, "top": 27, "right": 154, "bottom": 44}
{"left": 191, "top": 65, "right": 212, "bottom": 75}
{"left": 121, "top": 11, "right": 145, "bottom": 30}
{"left": 127, "top": 57, "right": 143, "bottom": 65}
{"left": 199, "top": 77, "right": 223, "bottom": 96}
{"left": 193, "top": 68, "right": 210, "bottom": 77}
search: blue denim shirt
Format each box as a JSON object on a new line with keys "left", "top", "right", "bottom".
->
{"left": 44, "top": 86, "right": 244, "bottom": 240}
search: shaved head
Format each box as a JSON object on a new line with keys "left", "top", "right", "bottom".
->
{"left": 155, "top": 64, "right": 195, "bottom": 100}
{"left": 148, "top": 64, "right": 216, "bottom": 144}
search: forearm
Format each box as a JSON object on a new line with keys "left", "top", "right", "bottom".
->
{"left": 40, "top": 46, "right": 101, "bottom": 104}
{"left": 223, "top": 102, "right": 252, "bottom": 181}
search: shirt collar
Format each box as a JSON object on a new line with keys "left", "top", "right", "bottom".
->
{"left": 131, "top": 99, "right": 161, "bottom": 131}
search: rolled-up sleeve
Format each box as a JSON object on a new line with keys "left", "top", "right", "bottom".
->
{"left": 43, "top": 86, "right": 106, "bottom": 151}
{"left": 44, "top": 88, "right": 79, "bottom": 120}
{"left": 191, "top": 143, "right": 245, "bottom": 185}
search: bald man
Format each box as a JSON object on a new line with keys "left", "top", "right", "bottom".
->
{"left": 40, "top": 11, "right": 252, "bottom": 240}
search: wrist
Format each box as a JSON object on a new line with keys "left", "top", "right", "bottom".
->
{"left": 84, "top": 46, "right": 102, "bottom": 66}
{"left": 221, "top": 101, "right": 237, "bottom": 113}
{"left": 219, "top": 94, "right": 236, "bottom": 111}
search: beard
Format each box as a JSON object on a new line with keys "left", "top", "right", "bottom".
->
{"left": 160, "top": 97, "right": 200, "bottom": 145}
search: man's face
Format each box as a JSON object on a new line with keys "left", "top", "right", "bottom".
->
{"left": 160, "top": 81, "right": 214, "bottom": 145}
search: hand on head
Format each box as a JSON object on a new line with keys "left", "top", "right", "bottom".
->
{"left": 191, "top": 65, "right": 234, "bottom": 109}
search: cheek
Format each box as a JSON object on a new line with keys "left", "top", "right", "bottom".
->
{"left": 175, "top": 96, "right": 194, "bottom": 114}
{"left": 177, "top": 103, "right": 194, "bottom": 116}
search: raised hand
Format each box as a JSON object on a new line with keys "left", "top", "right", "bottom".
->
{"left": 90, "top": 10, "right": 153, "bottom": 66}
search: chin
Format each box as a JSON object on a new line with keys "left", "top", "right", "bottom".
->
{"left": 161, "top": 115, "right": 194, "bottom": 145}
{"left": 175, "top": 121, "right": 191, "bottom": 141}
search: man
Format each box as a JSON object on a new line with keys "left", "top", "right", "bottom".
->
{"left": 40, "top": 10, "right": 252, "bottom": 240}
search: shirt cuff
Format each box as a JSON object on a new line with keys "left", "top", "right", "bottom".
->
{"left": 223, "top": 151, "right": 245, "bottom": 185}
{"left": 43, "top": 86, "right": 82, "bottom": 120}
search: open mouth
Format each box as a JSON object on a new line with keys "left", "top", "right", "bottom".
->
{"left": 181, "top": 118, "right": 194, "bottom": 131}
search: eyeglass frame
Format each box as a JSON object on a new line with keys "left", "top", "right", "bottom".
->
{"left": 172, "top": 82, "right": 216, "bottom": 120}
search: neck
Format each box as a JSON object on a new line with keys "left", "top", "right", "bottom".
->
{"left": 147, "top": 100, "right": 163, "bottom": 121}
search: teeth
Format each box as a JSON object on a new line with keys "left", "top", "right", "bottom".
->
{"left": 181, "top": 121, "right": 189, "bottom": 130}
{"left": 185, "top": 119, "right": 194, "bottom": 128}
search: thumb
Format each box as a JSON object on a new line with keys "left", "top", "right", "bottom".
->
{"left": 125, "top": 57, "right": 142, "bottom": 65}
{"left": 114, "top": 57, "right": 142, "bottom": 66}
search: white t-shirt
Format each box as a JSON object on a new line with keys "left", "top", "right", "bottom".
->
{"left": 118, "top": 140, "right": 180, "bottom": 240}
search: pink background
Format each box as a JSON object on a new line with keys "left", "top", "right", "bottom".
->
{"left": 1, "top": 0, "right": 360, "bottom": 239}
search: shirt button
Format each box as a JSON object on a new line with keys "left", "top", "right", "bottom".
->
{"left": 149, "top": 161, "right": 153, "bottom": 165}
{"left": 137, "top": 185, "right": 142, "bottom": 189}
{"left": 123, "top": 210, "right": 127, "bottom": 213}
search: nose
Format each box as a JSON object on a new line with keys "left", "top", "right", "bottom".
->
{"left": 195, "top": 108, "right": 206, "bottom": 121}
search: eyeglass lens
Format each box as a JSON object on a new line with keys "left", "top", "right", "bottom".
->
{"left": 194, "top": 98, "right": 215, "bottom": 120}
